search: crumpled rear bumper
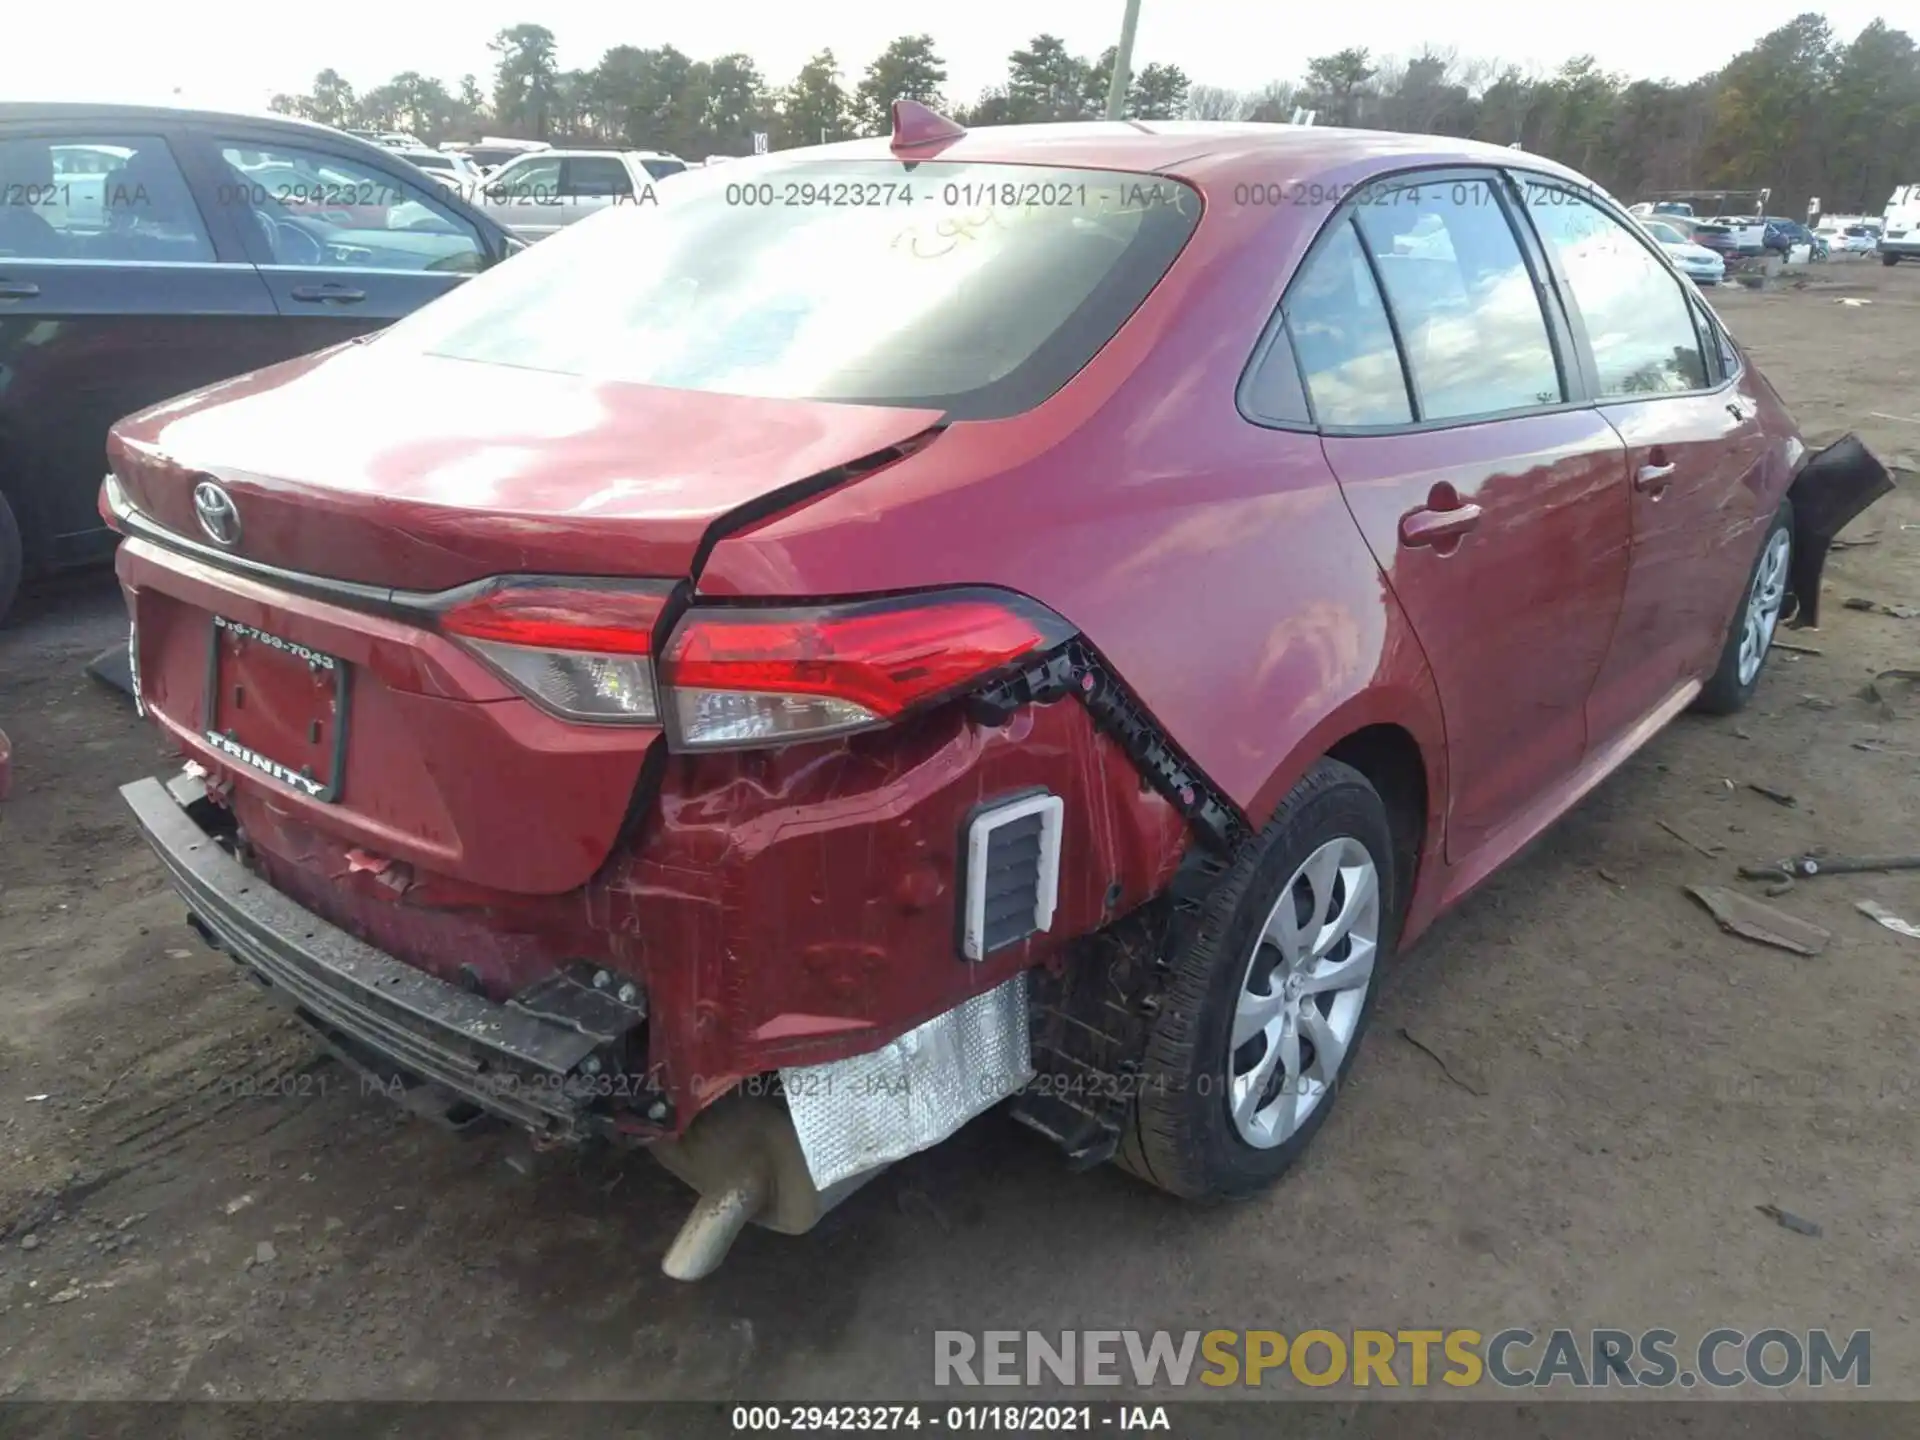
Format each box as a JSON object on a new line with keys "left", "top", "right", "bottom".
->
{"left": 121, "top": 774, "right": 623, "bottom": 1140}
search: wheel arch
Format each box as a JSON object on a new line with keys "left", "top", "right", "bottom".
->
{"left": 1326, "top": 723, "right": 1429, "bottom": 923}
{"left": 1242, "top": 672, "right": 1449, "bottom": 936}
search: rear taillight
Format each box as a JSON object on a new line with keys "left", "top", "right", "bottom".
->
{"left": 659, "top": 589, "right": 1074, "bottom": 751}
{"left": 438, "top": 582, "right": 1073, "bottom": 747}
{"left": 439, "top": 581, "right": 668, "bottom": 724}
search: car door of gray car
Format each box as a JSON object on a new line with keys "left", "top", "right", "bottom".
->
{"left": 0, "top": 123, "right": 280, "bottom": 574}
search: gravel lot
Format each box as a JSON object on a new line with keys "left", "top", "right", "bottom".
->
{"left": 1, "top": 258, "right": 1917, "bottom": 1408}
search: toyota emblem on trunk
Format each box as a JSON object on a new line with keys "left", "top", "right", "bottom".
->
{"left": 192, "top": 481, "right": 241, "bottom": 547}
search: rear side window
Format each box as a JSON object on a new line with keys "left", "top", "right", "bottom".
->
{"left": 1522, "top": 185, "right": 1707, "bottom": 397}
{"left": 641, "top": 159, "right": 688, "bottom": 181}
{"left": 491, "top": 155, "right": 562, "bottom": 199}
{"left": 1281, "top": 220, "right": 1412, "bottom": 426}
{"left": 1350, "top": 179, "right": 1563, "bottom": 421}
{"left": 0, "top": 134, "right": 213, "bottom": 262}
{"left": 387, "top": 161, "right": 1200, "bottom": 421}
{"left": 565, "top": 156, "right": 632, "bottom": 197}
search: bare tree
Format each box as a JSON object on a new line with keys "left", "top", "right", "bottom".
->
{"left": 1185, "top": 83, "right": 1251, "bottom": 120}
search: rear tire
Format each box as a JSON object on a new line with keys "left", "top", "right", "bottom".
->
{"left": 1884, "top": 252, "right": 1901, "bottom": 267}
{"left": 1695, "top": 498, "right": 1793, "bottom": 716}
{"left": 1116, "top": 759, "right": 1396, "bottom": 1200}
{"left": 0, "top": 491, "right": 21, "bottom": 628}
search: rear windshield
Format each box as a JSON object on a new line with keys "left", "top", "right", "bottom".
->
{"left": 640, "top": 159, "right": 688, "bottom": 180}
{"left": 385, "top": 159, "right": 1200, "bottom": 420}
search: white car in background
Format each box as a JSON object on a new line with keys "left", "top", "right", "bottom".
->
{"left": 1881, "top": 184, "right": 1920, "bottom": 265}
{"left": 477, "top": 148, "right": 689, "bottom": 239}
{"left": 1815, "top": 222, "right": 1878, "bottom": 256}
{"left": 1639, "top": 217, "right": 1726, "bottom": 285}
{"left": 393, "top": 147, "right": 484, "bottom": 194}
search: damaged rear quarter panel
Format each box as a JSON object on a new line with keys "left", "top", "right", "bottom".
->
{"left": 230, "top": 690, "right": 1184, "bottom": 1128}
{"left": 601, "top": 699, "right": 1187, "bottom": 1108}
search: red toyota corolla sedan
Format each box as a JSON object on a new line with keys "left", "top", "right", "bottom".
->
{"left": 105, "top": 105, "right": 1889, "bottom": 1278}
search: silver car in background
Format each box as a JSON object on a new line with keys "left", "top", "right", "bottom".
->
{"left": 476, "top": 149, "right": 688, "bottom": 239}
{"left": 393, "top": 147, "right": 485, "bottom": 194}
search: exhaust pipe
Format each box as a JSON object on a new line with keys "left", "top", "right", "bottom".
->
{"left": 661, "top": 1176, "right": 770, "bottom": 1281}
{"left": 651, "top": 1092, "right": 883, "bottom": 1280}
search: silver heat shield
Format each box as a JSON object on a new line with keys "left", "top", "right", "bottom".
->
{"left": 781, "top": 972, "right": 1033, "bottom": 1190}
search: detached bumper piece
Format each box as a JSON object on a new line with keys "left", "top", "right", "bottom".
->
{"left": 1786, "top": 434, "right": 1895, "bottom": 628}
{"left": 120, "top": 775, "right": 640, "bottom": 1141}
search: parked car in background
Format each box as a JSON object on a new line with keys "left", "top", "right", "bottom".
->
{"left": 0, "top": 103, "right": 520, "bottom": 621}
{"left": 444, "top": 137, "right": 550, "bottom": 174}
{"left": 393, "top": 147, "right": 485, "bottom": 193}
{"left": 105, "top": 111, "right": 1891, "bottom": 1280}
{"left": 1707, "top": 215, "right": 1768, "bottom": 255}
{"left": 1815, "top": 222, "right": 1878, "bottom": 255}
{"left": 1638, "top": 217, "right": 1726, "bottom": 285}
{"left": 477, "top": 148, "right": 689, "bottom": 239}
{"left": 1685, "top": 220, "right": 1743, "bottom": 263}
{"left": 1762, "top": 217, "right": 1826, "bottom": 259}
{"left": 346, "top": 129, "right": 426, "bottom": 151}
{"left": 1881, "top": 183, "right": 1920, "bottom": 264}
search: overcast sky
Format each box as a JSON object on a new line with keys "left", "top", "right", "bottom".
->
{"left": 14, "top": 1, "right": 1902, "bottom": 113}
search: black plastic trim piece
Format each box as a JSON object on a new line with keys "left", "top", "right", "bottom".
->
{"left": 121, "top": 775, "right": 625, "bottom": 1140}
{"left": 970, "top": 639, "right": 1248, "bottom": 855}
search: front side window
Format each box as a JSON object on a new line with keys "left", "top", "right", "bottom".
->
{"left": 0, "top": 134, "right": 213, "bottom": 261}
{"left": 384, "top": 160, "right": 1200, "bottom": 421}
{"left": 1351, "top": 178, "right": 1563, "bottom": 421}
{"left": 1524, "top": 184, "right": 1707, "bottom": 397}
{"left": 214, "top": 141, "right": 484, "bottom": 274}
{"left": 1280, "top": 220, "right": 1411, "bottom": 427}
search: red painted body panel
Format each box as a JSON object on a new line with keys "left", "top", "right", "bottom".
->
{"left": 107, "top": 347, "right": 943, "bottom": 589}
{"left": 1325, "top": 412, "right": 1630, "bottom": 860}
{"left": 1587, "top": 381, "right": 1777, "bottom": 745}
{"left": 227, "top": 696, "right": 1185, "bottom": 1129}
{"left": 118, "top": 537, "right": 651, "bottom": 895}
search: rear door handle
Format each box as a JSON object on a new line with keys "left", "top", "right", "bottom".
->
{"left": 288, "top": 284, "right": 367, "bottom": 304}
{"left": 1399, "top": 503, "right": 1484, "bottom": 549}
{"left": 0, "top": 280, "right": 41, "bottom": 300}
{"left": 1635, "top": 461, "right": 1677, "bottom": 492}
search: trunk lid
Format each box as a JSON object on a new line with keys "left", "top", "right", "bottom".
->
{"left": 111, "top": 343, "right": 942, "bottom": 898}
{"left": 108, "top": 341, "right": 946, "bottom": 592}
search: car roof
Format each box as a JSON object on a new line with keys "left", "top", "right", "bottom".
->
{"left": 784, "top": 120, "right": 1592, "bottom": 188}
{"left": 0, "top": 101, "right": 362, "bottom": 138}
{"left": 498, "top": 148, "right": 679, "bottom": 160}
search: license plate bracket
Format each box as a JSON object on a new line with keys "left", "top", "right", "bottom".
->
{"left": 203, "top": 617, "right": 349, "bottom": 802}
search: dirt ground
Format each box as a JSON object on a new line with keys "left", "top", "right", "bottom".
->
{"left": 1, "top": 259, "right": 1918, "bottom": 1408}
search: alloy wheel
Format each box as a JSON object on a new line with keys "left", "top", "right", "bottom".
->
{"left": 1227, "top": 837, "right": 1380, "bottom": 1149}
{"left": 1737, "top": 527, "right": 1792, "bottom": 687}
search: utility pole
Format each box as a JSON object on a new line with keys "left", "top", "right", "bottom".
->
{"left": 1104, "top": 0, "right": 1143, "bottom": 121}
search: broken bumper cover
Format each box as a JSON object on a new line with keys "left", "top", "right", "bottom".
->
{"left": 780, "top": 972, "right": 1034, "bottom": 1189}
{"left": 120, "top": 775, "right": 614, "bottom": 1140}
